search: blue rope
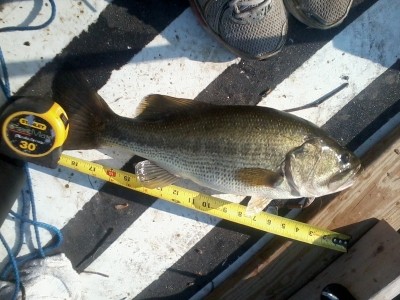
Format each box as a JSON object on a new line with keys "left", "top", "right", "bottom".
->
{"left": 0, "top": 48, "right": 10, "bottom": 98}
{"left": 11, "top": 189, "right": 30, "bottom": 267}
{"left": 0, "top": 0, "right": 56, "bottom": 33}
{"left": 0, "top": 211, "right": 64, "bottom": 279}
{"left": 0, "top": 28, "right": 63, "bottom": 299}
{"left": 0, "top": 234, "right": 20, "bottom": 300}
{"left": 24, "top": 165, "right": 46, "bottom": 259}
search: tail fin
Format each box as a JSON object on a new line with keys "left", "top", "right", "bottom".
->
{"left": 52, "top": 70, "right": 114, "bottom": 150}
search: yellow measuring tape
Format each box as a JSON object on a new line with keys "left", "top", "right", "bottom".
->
{"left": 58, "top": 154, "right": 350, "bottom": 252}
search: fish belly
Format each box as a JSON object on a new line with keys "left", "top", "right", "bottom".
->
{"left": 141, "top": 148, "right": 297, "bottom": 200}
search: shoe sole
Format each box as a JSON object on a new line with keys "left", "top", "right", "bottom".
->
{"left": 189, "top": 0, "right": 286, "bottom": 60}
{"left": 284, "top": 0, "right": 352, "bottom": 29}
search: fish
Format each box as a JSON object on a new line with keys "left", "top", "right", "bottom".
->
{"left": 52, "top": 72, "right": 361, "bottom": 215}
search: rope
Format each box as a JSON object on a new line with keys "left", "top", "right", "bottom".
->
{"left": 0, "top": 0, "right": 57, "bottom": 33}
{"left": 0, "top": 6, "right": 63, "bottom": 295}
{"left": 0, "top": 211, "right": 64, "bottom": 279}
{"left": 0, "top": 234, "right": 20, "bottom": 300}
{"left": 0, "top": 48, "right": 10, "bottom": 98}
{"left": 24, "top": 165, "right": 46, "bottom": 259}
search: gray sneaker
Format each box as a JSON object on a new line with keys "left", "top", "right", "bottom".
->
{"left": 284, "top": 0, "right": 353, "bottom": 29}
{"left": 190, "top": 0, "right": 288, "bottom": 60}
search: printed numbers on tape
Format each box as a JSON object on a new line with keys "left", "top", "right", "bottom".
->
{"left": 58, "top": 154, "right": 350, "bottom": 252}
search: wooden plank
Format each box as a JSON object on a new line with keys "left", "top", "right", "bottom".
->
{"left": 291, "top": 220, "right": 400, "bottom": 300}
{"left": 206, "top": 126, "right": 400, "bottom": 300}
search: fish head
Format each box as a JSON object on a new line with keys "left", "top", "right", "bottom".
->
{"left": 285, "top": 138, "right": 361, "bottom": 197}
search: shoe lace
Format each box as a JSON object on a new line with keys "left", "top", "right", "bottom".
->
{"left": 229, "top": 0, "right": 272, "bottom": 23}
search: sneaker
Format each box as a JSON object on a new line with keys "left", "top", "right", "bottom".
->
{"left": 190, "top": 0, "right": 288, "bottom": 60}
{"left": 284, "top": 0, "right": 353, "bottom": 29}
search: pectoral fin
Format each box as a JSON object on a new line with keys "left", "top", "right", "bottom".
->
{"left": 236, "top": 168, "right": 283, "bottom": 188}
{"left": 245, "top": 197, "right": 273, "bottom": 216}
{"left": 135, "top": 160, "right": 178, "bottom": 189}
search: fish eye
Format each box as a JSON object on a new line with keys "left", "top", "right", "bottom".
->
{"left": 339, "top": 153, "right": 350, "bottom": 164}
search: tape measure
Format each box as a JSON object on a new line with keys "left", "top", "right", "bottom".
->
{"left": 58, "top": 154, "right": 350, "bottom": 252}
{"left": 0, "top": 97, "right": 69, "bottom": 168}
{"left": 0, "top": 97, "right": 350, "bottom": 252}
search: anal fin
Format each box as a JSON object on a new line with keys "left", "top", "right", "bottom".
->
{"left": 135, "top": 160, "right": 178, "bottom": 189}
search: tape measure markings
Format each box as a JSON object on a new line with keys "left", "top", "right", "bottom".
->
{"left": 58, "top": 154, "right": 350, "bottom": 252}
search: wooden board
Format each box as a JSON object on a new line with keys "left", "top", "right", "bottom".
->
{"left": 291, "top": 220, "right": 400, "bottom": 299}
{"left": 206, "top": 126, "right": 400, "bottom": 300}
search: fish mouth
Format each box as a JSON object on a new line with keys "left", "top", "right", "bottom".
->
{"left": 329, "top": 162, "right": 361, "bottom": 191}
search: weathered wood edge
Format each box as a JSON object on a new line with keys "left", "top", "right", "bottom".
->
{"left": 292, "top": 220, "right": 400, "bottom": 299}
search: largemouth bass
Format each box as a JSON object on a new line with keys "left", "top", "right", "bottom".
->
{"left": 53, "top": 72, "right": 361, "bottom": 215}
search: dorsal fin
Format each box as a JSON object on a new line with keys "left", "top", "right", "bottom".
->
{"left": 135, "top": 94, "right": 213, "bottom": 121}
